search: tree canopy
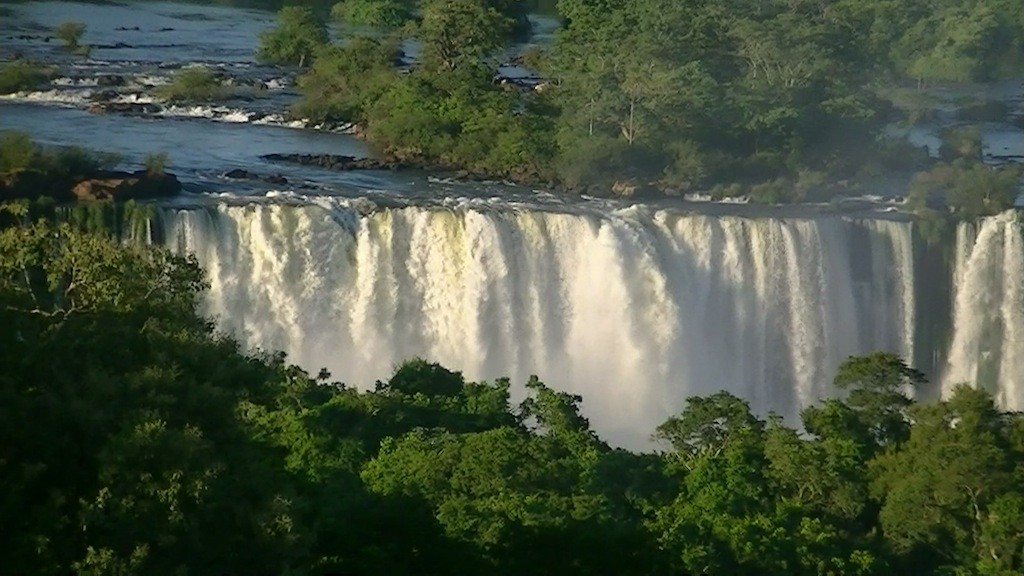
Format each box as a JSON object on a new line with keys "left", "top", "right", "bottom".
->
{"left": 278, "top": 0, "right": 1023, "bottom": 208}
{"left": 3, "top": 205, "right": 1023, "bottom": 575}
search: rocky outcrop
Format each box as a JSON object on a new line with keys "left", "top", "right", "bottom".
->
{"left": 96, "top": 75, "right": 126, "bottom": 87}
{"left": 71, "top": 171, "right": 181, "bottom": 201}
{"left": 222, "top": 168, "right": 288, "bottom": 185}
{"left": 261, "top": 153, "right": 411, "bottom": 171}
{"left": 87, "top": 101, "right": 162, "bottom": 115}
{"left": 610, "top": 179, "right": 658, "bottom": 199}
{"left": 1, "top": 169, "right": 181, "bottom": 203}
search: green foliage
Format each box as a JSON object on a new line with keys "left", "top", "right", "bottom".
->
{"left": 380, "top": 358, "right": 465, "bottom": 397}
{"left": 0, "top": 131, "right": 37, "bottom": 176}
{"left": 871, "top": 386, "right": 1024, "bottom": 573}
{"left": 0, "top": 59, "right": 52, "bottom": 95}
{"left": 293, "top": 37, "right": 398, "bottom": 123}
{"left": 417, "top": 0, "right": 515, "bottom": 71}
{"left": 330, "top": 0, "right": 412, "bottom": 29}
{"left": 908, "top": 161, "right": 1023, "bottom": 219}
{"left": 831, "top": 352, "right": 923, "bottom": 448}
{"left": 55, "top": 21, "right": 86, "bottom": 50}
{"left": 155, "top": 66, "right": 231, "bottom": 103}
{"left": 257, "top": 6, "right": 329, "bottom": 67}
{"left": 143, "top": 152, "right": 169, "bottom": 177}
{"left": 3, "top": 211, "right": 1023, "bottom": 575}
{"left": 1, "top": 132, "right": 121, "bottom": 202}
{"left": 940, "top": 125, "right": 984, "bottom": 162}
{"left": 361, "top": 67, "right": 556, "bottom": 177}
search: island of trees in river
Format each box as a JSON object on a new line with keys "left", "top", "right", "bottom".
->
{"left": 2, "top": 1, "right": 1024, "bottom": 573}
{"left": 243, "top": 0, "right": 1024, "bottom": 213}
{"left": 2, "top": 202, "right": 1024, "bottom": 575}
{"left": 1, "top": 0, "right": 1022, "bottom": 215}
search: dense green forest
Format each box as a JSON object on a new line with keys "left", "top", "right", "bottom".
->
{"left": 2, "top": 204, "right": 1023, "bottom": 574}
{"left": 256, "top": 0, "right": 1024, "bottom": 206}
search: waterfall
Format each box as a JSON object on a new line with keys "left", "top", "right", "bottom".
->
{"left": 943, "top": 211, "right": 1024, "bottom": 409}
{"left": 160, "top": 201, "right": 918, "bottom": 448}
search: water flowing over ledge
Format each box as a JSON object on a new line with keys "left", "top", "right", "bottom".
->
{"left": 943, "top": 212, "right": 1024, "bottom": 410}
{"left": 152, "top": 201, "right": 958, "bottom": 448}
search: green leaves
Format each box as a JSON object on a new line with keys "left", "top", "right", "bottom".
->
{"left": 331, "top": 0, "right": 413, "bottom": 29}
{"left": 417, "top": 0, "right": 515, "bottom": 71}
{"left": 654, "top": 391, "right": 764, "bottom": 461}
{"left": 5, "top": 211, "right": 1024, "bottom": 575}
{"left": 833, "top": 352, "right": 923, "bottom": 448}
{"left": 257, "top": 6, "right": 329, "bottom": 67}
{"left": 871, "top": 386, "right": 1022, "bottom": 573}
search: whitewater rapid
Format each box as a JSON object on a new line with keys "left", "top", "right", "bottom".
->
{"left": 158, "top": 201, "right": 931, "bottom": 447}
{"left": 943, "top": 211, "right": 1024, "bottom": 409}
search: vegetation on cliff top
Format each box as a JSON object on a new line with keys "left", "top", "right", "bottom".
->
{"left": 256, "top": 0, "right": 1023, "bottom": 211}
{"left": 2, "top": 207, "right": 1023, "bottom": 574}
{"left": 154, "top": 66, "right": 235, "bottom": 103}
{"left": 0, "top": 132, "right": 179, "bottom": 202}
{"left": 0, "top": 60, "right": 53, "bottom": 95}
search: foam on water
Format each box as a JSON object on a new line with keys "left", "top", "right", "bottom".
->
{"left": 159, "top": 202, "right": 921, "bottom": 448}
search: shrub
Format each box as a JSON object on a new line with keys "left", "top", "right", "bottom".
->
{"left": 293, "top": 38, "right": 398, "bottom": 123}
{"left": 55, "top": 21, "right": 86, "bottom": 50}
{"left": 1, "top": 131, "right": 122, "bottom": 200}
{"left": 939, "top": 125, "right": 983, "bottom": 161}
{"left": 662, "top": 140, "right": 707, "bottom": 192}
{"left": 554, "top": 134, "right": 632, "bottom": 189}
{"left": 155, "top": 66, "right": 230, "bottom": 103}
{"left": 0, "top": 60, "right": 52, "bottom": 95}
{"left": 709, "top": 182, "right": 745, "bottom": 200}
{"left": 957, "top": 99, "right": 1008, "bottom": 122}
{"left": 794, "top": 170, "right": 828, "bottom": 200}
{"left": 0, "top": 131, "right": 37, "bottom": 176}
{"left": 875, "top": 136, "right": 932, "bottom": 172}
{"left": 876, "top": 86, "right": 938, "bottom": 125}
{"left": 143, "top": 152, "right": 169, "bottom": 177}
{"left": 331, "top": 0, "right": 412, "bottom": 29}
{"left": 257, "top": 6, "right": 329, "bottom": 67}
{"left": 947, "top": 163, "right": 1021, "bottom": 218}
{"left": 907, "top": 161, "right": 1022, "bottom": 218}
{"left": 748, "top": 178, "right": 794, "bottom": 204}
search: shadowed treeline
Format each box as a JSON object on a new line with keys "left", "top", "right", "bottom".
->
{"left": 2, "top": 207, "right": 1022, "bottom": 575}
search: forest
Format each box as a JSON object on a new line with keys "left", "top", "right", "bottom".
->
{"left": 253, "top": 0, "right": 1024, "bottom": 207}
{"left": 2, "top": 202, "right": 1023, "bottom": 574}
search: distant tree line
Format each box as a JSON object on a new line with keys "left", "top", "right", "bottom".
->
{"left": 2, "top": 205, "right": 1023, "bottom": 574}
{"left": 255, "top": 0, "right": 1023, "bottom": 207}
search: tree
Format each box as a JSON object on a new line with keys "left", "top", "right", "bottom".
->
{"left": 293, "top": 36, "right": 399, "bottom": 123}
{"left": 331, "top": 0, "right": 413, "bottom": 29}
{"left": 0, "top": 217, "right": 301, "bottom": 572}
{"left": 832, "top": 352, "right": 923, "bottom": 448}
{"left": 416, "top": 0, "right": 514, "bottom": 71}
{"left": 654, "top": 391, "right": 765, "bottom": 461}
{"left": 871, "top": 386, "right": 1021, "bottom": 574}
{"left": 55, "top": 21, "right": 86, "bottom": 50}
{"left": 257, "top": 6, "right": 329, "bottom": 67}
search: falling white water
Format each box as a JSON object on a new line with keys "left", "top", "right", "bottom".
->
{"left": 160, "top": 202, "right": 917, "bottom": 448}
{"left": 943, "top": 211, "right": 1024, "bottom": 409}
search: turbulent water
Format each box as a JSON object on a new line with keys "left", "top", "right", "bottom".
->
{"left": 3, "top": 1, "right": 1022, "bottom": 447}
{"left": 944, "top": 212, "right": 1024, "bottom": 410}
{"left": 157, "top": 201, "right": 937, "bottom": 447}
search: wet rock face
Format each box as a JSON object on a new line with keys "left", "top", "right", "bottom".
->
{"left": 610, "top": 179, "right": 657, "bottom": 199}
{"left": 222, "top": 168, "right": 288, "bottom": 185}
{"left": 95, "top": 75, "right": 126, "bottom": 87}
{"left": 1, "top": 170, "right": 181, "bottom": 203}
{"left": 71, "top": 171, "right": 181, "bottom": 201}
{"left": 261, "top": 153, "right": 409, "bottom": 171}
{"left": 87, "top": 101, "right": 162, "bottom": 115}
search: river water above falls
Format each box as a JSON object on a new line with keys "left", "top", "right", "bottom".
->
{"left": 3, "top": 1, "right": 1023, "bottom": 448}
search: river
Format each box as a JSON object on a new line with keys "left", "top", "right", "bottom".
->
{"left": 2, "top": 0, "right": 1023, "bottom": 448}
